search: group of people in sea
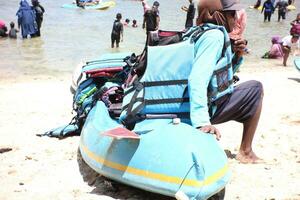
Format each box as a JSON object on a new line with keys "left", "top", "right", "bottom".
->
{"left": 110, "top": 14, "right": 141, "bottom": 48}
{"left": 254, "top": 0, "right": 295, "bottom": 22}
{"left": 262, "top": 12, "right": 300, "bottom": 66}
{"left": 0, "top": 0, "right": 45, "bottom": 39}
{"left": 123, "top": 18, "right": 138, "bottom": 28}
{"left": 111, "top": 0, "right": 197, "bottom": 48}
{"left": 0, "top": 20, "right": 18, "bottom": 39}
{"left": 110, "top": 0, "right": 161, "bottom": 48}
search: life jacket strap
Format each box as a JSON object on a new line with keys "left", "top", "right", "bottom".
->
{"left": 122, "top": 97, "right": 189, "bottom": 110}
{"left": 126, "top": 82, "right": 144, "bottom": 115}
{"left": 122, "top": 79, "right": 189, "bottom": 129}
{"left": 143, "top": 80, "right": 188, "bottom": 87}
{"left": 124, "top": 79, "right": 188, "bottom": 109}
{"left": 144, "top": 98, "right": 189, "bottom": 105}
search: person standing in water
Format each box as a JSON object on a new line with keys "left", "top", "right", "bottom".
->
{"left": 16, "top": 0, "right": 37, "bottom": 39}
{"left": 111, "top": 13, "right": 123, "bottom": 48}
{"left": 181, "top": 0, "right": 195, "bottom": 29}
{"left": 132, "top": 19, "right": 138, "bottom": 28}
{"left": 261, "top": 0, "right": 274, "bottom": 22}
{"left": 275, "top": 0, "right": 288, "bottom": 22}
{"left": 31, "top": 0, "right": 45, "bottom": 37}
{"left": 143, "top": 3, "right": 160, "bottom": 34}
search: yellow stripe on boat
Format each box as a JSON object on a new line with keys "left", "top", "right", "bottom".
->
{"left": 81, "top": 143, "right": 229, "bottom": 188}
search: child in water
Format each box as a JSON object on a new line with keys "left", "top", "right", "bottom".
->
{"left": 124, "top": 19, "right": 130, "bottom": 26}
{"left": 111, "top": 13, "right": 123, "bottom": 48}
{"left": 8, "top": 22, "right": 18, "bottom": 39}
{"left": 132, "top": 19, "right": 138, "bottom": 28}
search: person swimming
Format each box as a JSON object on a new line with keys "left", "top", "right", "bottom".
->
{"left": 124, "top": 18, "right": 130, "bottom": 26}
{"left": 132, "top": 19, "right": 138, "bottom": 28}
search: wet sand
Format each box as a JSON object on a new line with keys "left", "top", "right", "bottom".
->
{"left": 0, "top": 57, "right": 300, "bottom": 200}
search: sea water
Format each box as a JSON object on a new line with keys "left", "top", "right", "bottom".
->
{"left": 0, "top": 0, "right": 299, "bottom": 74}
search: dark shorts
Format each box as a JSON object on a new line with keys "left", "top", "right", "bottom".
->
{"left": 111, "top": 33, "right": 120, "bottom": 44}
{"left": 278, "top": 11, "right": 286, "bottom": 20}
{"left": 211, "top": 80, "right": 263, "bottom": 124}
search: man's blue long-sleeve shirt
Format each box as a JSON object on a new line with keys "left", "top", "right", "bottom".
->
{"left": 188, "top": 29, "right": 224, "bottom": 128}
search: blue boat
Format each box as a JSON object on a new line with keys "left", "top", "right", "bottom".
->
{"left": 79, "top": 102, "right": 230, "bottom": 200}
{"left": 294, "top": 57, "right": 300, "bottom": 72}
{"left": 76, "top": 50, "right": 230, "bottom": 199}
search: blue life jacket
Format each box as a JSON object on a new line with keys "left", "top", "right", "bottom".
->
{"left": 203, "top": 26, "right": 234, "bottom": 103}
{"left": 120, "top": 24, "right": 234, "bottom": 129}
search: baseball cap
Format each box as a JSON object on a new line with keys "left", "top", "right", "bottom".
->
{"left": 221, "top": 0, "right": 243, "bottom": 11}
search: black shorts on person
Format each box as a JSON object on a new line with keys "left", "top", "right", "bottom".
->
{"left": 210, "top": 80, "right": 263, "bottom": 124}
{"left": 278, "top": 11, "right": 286, "bottom": 20}
{"left": 111, "top": 33, "right": 120, "bottom": 44}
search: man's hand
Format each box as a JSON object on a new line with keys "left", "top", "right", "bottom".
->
{"left": 181, "top": 6, "right": 188, "bottom": 12}
{"left": 142, "top": 23, "right": 145, "bottom": 29}
{"left": 232, "top": 38, "right": 248, "bottom": 56}
{"left": 198, "top": 125, "right": 221, "bottom": 140}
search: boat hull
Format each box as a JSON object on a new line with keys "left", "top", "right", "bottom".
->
{"left": 294, "top": 58, "right": 300, "bottom": 72}
{"left": 79, "top": 101, "right": 230, "bottom": 199}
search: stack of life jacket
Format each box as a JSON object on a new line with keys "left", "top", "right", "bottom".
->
{"left": 40, "top": 54, "right": 137, "bottom": 138}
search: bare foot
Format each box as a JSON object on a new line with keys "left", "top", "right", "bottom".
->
{"left": 236, "top": 150, "right": 264, "bottom": 164}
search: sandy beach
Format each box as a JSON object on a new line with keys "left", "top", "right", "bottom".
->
{"left": 0, "top": 56, "right": 299, "bottom": 200}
